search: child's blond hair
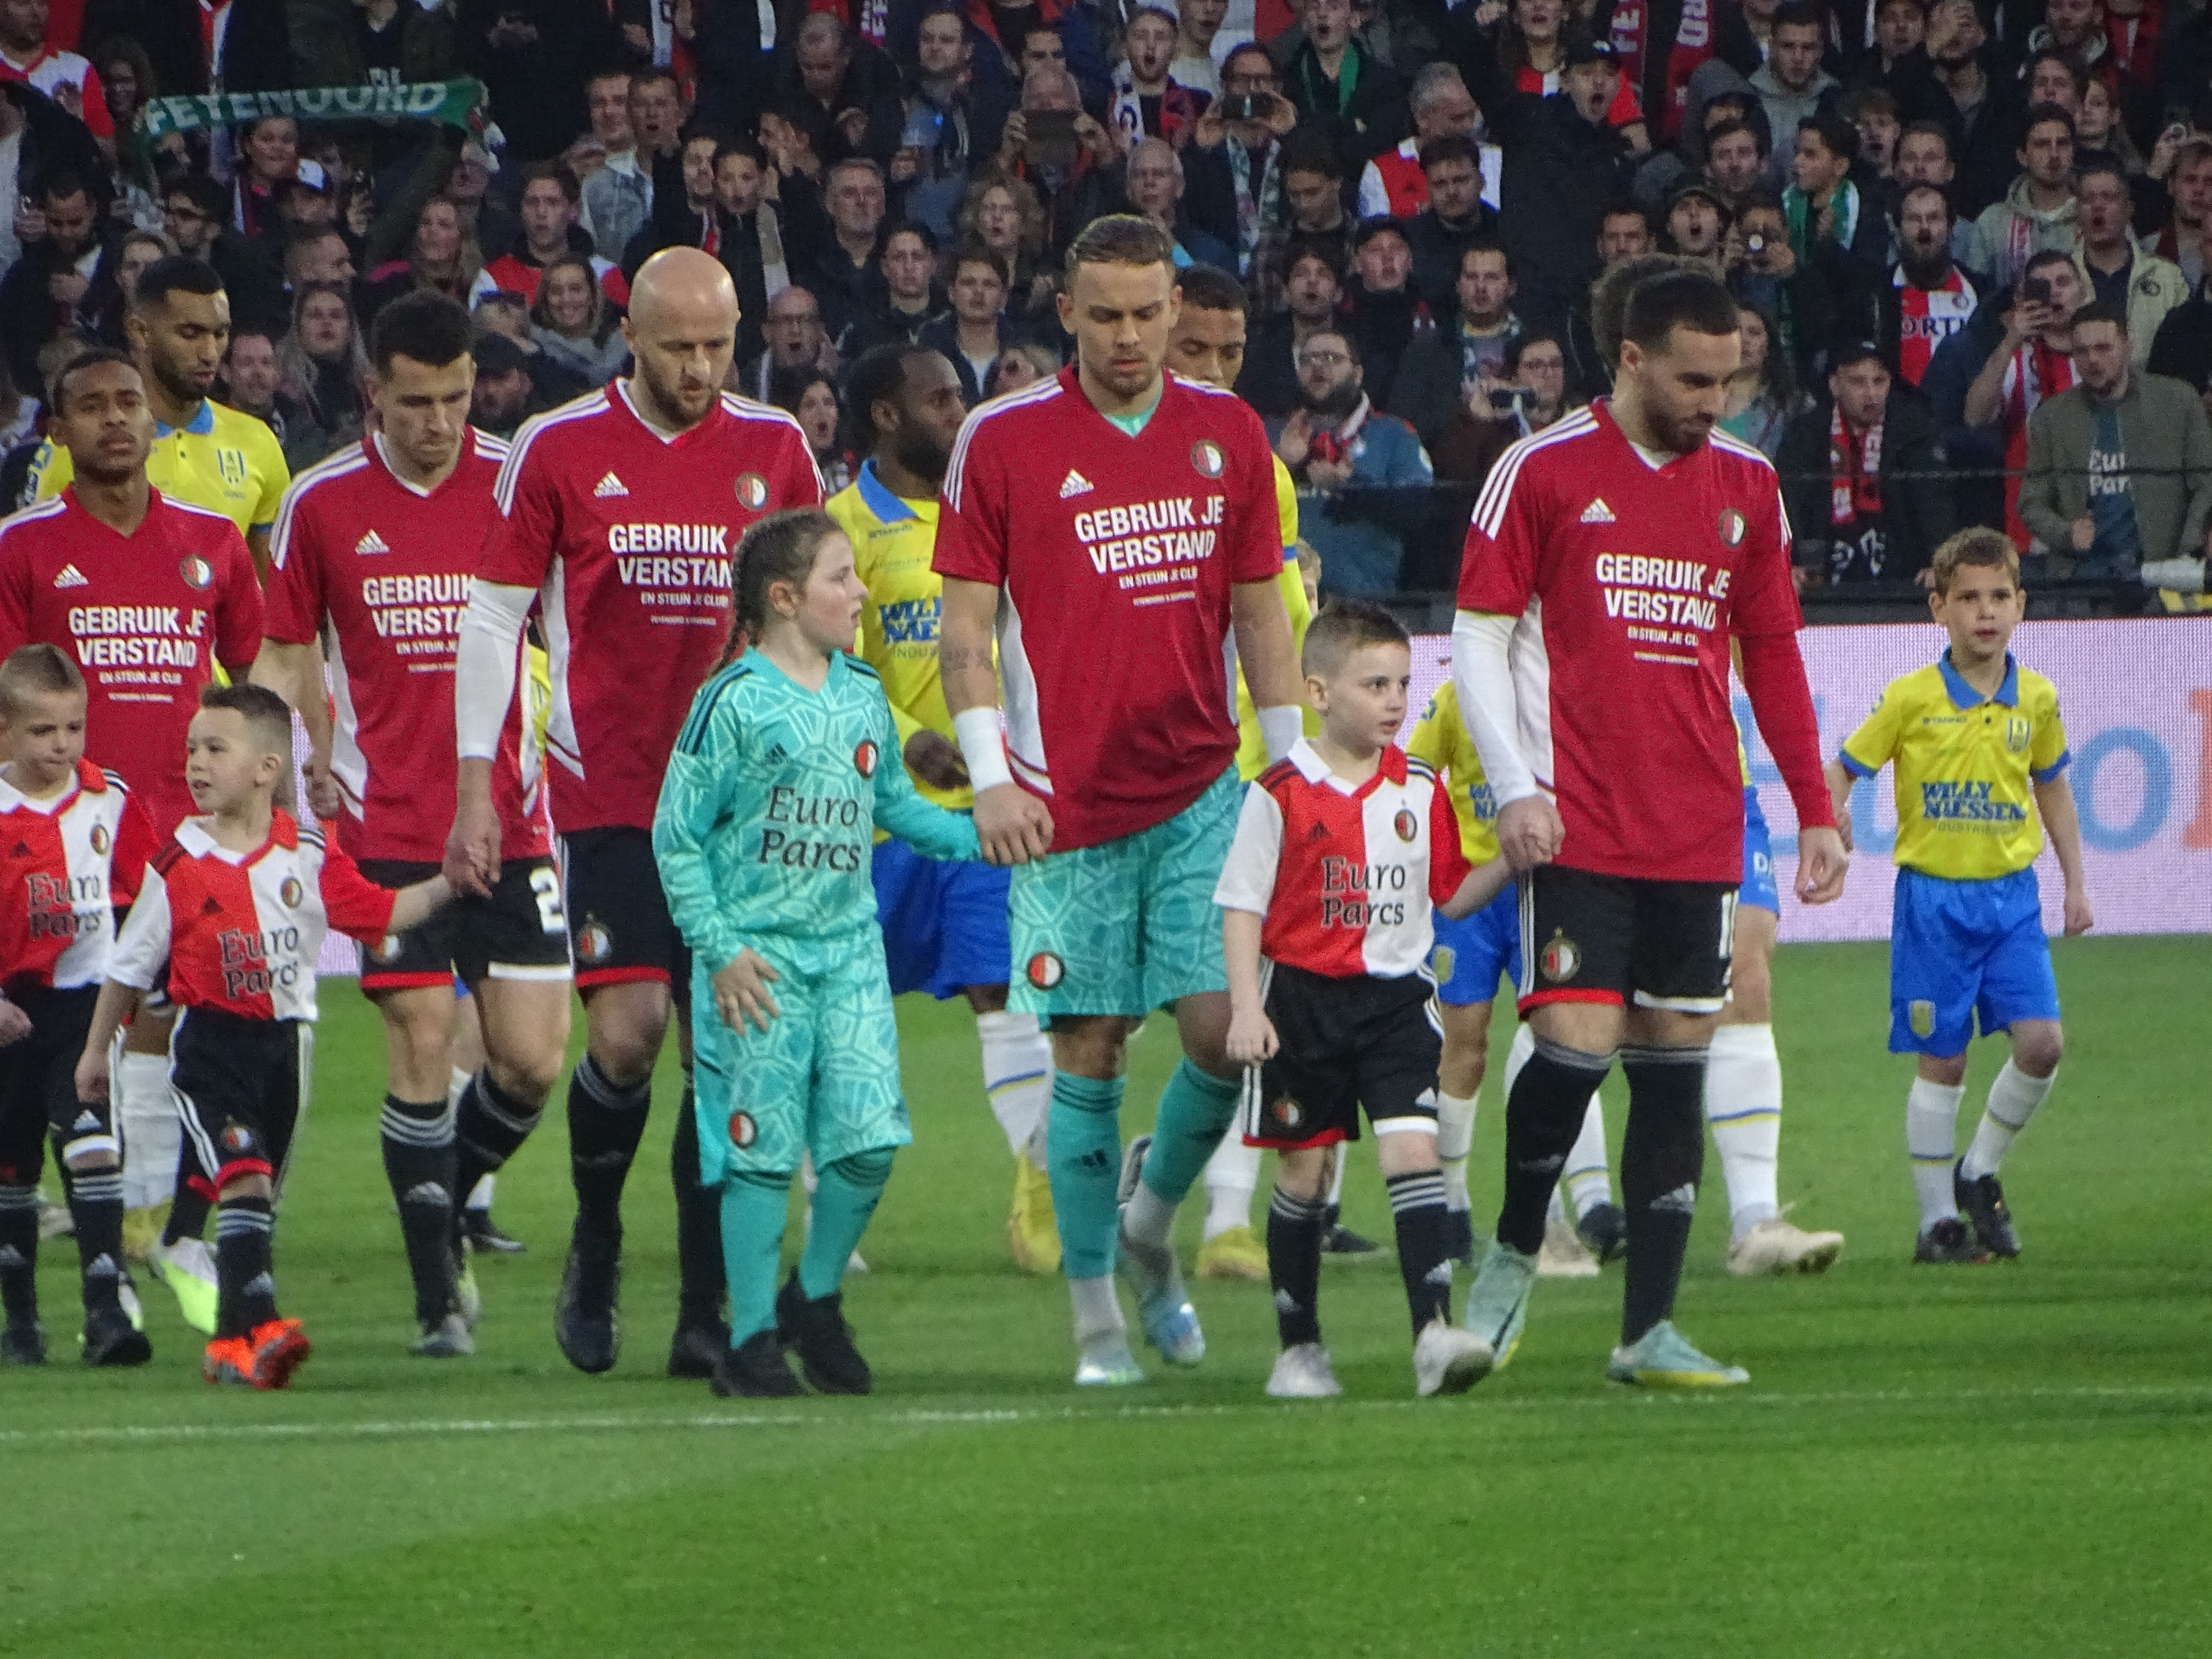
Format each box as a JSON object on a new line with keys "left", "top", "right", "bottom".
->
{"left": 1927, "top": 528, "right": 2020, "bottom": 596}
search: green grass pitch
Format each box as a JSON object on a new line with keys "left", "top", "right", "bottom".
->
{"left": 5, "top": 937, "right": 2207, "bottom": 1657}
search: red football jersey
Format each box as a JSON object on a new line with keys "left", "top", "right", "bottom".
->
{"left": 263, "top": 431, "right": 550, "bottom": 865}
{"left": 1213, "top": 742, "right": 1469, "bottom": 979}
{"left": 1457, "top": 401, "right": 1802, "bottom": 885}
{"left": 0, "top": 489, "right": 264, "bottom": 839}
{"left": 477, "top": 384, "right": 824, "bottom": 833}
{"left": 934, "top": 368, "right": 1283, "bottom": 850}
{"left": 108, "top": 809, "right": 396, "bottom": 1022}
{"left": 0, "top": 759, "right": 156, "bottom": 991}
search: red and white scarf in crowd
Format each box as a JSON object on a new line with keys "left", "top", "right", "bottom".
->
{"left": 1609, "top": 0, "right": 1714, "bottom": 140}
{"left": 1830, "top": 404, "right": 1883, "bottom": 526}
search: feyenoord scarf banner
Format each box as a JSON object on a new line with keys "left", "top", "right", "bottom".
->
{"left": 139, "top": 77, "right": 491, "bottom": 141}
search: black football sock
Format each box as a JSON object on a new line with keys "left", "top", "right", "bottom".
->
{"left": 380, "top": 1094, "right": 459, "bottom": 1326}
{"left": 669, "top": 1077, "right": 726, "bottom": 1327}
{"left": 162, "top": 1160, "right": 212, "bottom": 1248}
{"left": 1497, "top": 1037, "right": 1615, "bottom": 1254}
{"left": 453, "top": 1067, "right": 544, "bottom": 1210}
{"left": 567, "top": 1054, "right": 652, "bottom": 1237}
{"left": 214, "top": 1195, "right": 276, "bottom": 1338}
{"left": 59, "top": 1163, "right": 126, "bottom": 1313}
{"left": 1385, "top": 1168, "right": 1453, "bottom": 1335}
{"left": 1619, "top": 1044, "right": 1710, "bottom": 1347}
{"left": 1267, "top": 1186, "right": 1327, "bottom": 1349}
{"left": 0, "top": 1184, "right": 38, "bottom": 1321}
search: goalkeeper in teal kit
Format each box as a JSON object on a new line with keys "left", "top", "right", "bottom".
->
{"left": 654, "top": 510, "right": 988, "bottom": 1399}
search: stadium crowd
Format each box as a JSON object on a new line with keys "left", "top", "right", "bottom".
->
{"left": 0, "top": 0, "right": 2207, "bottom": 602}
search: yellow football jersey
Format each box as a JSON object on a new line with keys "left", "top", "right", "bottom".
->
{"left": 1406, "top": 679, "right": 1502, "bottom": 865}
{"left": 1235, "top": 456, "right": 1315, "bottom": 781}
{"left": 828, "top": 464, "right": 972, "bottom": 809}
{"left": 1839, "top": 653, "right": 2070, "bottom": 880}
{"left": 32, "top": 399, "right": 289, "bottom": 542}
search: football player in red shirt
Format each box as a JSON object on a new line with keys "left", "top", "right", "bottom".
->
{"left": 1450, "top": 265, "right": 1847, "bottom": 1387}
{"left": 450, "top": 248, "right": 824, "bottom": 1378}
{"left": 255, "top": 293, "right": 573, "bottom": 1359}
{"left": 935, "top": 217, "right": 1302, "bottom": 1385}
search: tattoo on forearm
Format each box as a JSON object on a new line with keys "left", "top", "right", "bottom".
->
{"left": 940, "top": 646, "right": 990, "bottom": 675}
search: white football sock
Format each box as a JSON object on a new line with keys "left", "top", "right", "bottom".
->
{"left": 1906, "top": 1077, "right": 1967, "bottom": 1229}
{"left": 1123, "top": 1181, "right": 1176, "bottom": 1251}
{"left": 1705, "top": 1022, "right": 1782, "bottom": 1239}
{"left": 1545, "top": 1187, "right": 1567, "bottom": 1225}
{"left": 1502, "top": 1020, "right": 1536, "bottom": 1095}
{"left": 1435, "top": 1091, "right": 1476, "bottom": 1212}
{"left": 1325, "top": 1147, "right": 1346, "bottom": 1209}
{"left": 1960, "top": 1061, "right": 2054, "bottom": 1180}
{"left": 1202, "top": 1130, "right": 1260, "bottom": 1238}
{"left": 467, "top": 1175, "right": 495, "bottom": 1213}
{"left": 1563, "top": 1096, "right": 1611, "bottom": 1218}
{"left": 1070, "top": 1274, "right": 1125, "bottom": 1345}
{"left": 977, "top": 1009, "right": 1054, "bottom": 1161}
{"left": 116, "top": 1050, "right": 179, "bottom": 1213}
{"left": 447, "top": 1065, "right": 471, "bottom": 1109}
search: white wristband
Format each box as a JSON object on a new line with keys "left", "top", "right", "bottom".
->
{"left": 952, "top": 706, "right": 1016, "bottom": 793}
{"left": 1257, "top": 704, "right": 1302, "bottom": 763}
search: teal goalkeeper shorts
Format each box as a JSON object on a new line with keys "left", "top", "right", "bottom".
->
{"left": 1008, "top": 766, "right": 1238, "bottom": 1021}
{"left": 689, "top": 938, "right": 912, "bottom": 1183}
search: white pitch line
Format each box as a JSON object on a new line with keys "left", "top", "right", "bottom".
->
{"left": 3, "top": 1382, "right": 2206, "bottom": 1450}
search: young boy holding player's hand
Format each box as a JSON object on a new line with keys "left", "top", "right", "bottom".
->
{"left": 74, "top": 685, "right": 453, "bottom": 1389}
{"left": 1216, "top": 601, "right": 1508, "bottom": 1400}
{"left": 1824, "top": 529, "right": 2091, "bottom": 1265}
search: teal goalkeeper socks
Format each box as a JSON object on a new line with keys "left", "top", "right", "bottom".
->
{"left": 798, "top": 1149, "right": 893, "bottom": 1299}
{"left": 719, "top": 1169, "right": 792, "bottom": 1344}
{"left": 1141, "top": 1059, "right": 1243, "bottom": 1206}
{"left": 1047, "top": 1072, "right": 1126, "bottom": 1279}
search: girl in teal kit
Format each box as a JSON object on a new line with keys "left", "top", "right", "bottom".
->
{"left": 654, "top": 509, "right": 984, "bottom": 1400}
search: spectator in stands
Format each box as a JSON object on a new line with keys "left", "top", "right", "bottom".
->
{"left": 986, "top": 339, "right": 1060, "bottom": 396}
{"left": 583, "top": 68, "right": 683, "bottom": 266}
{"left": 467, "top": 330, "right": 542, "bottom": 439}
{"left": 1726, "top": 190, "right": 1858, "bottom": 387}
{"left": 1428, "top": 328, "right": 1574, "bottom": 485}
{"left": 445, "top": 141, "right": 518, "bottom": 273}
{"left": 528, "top": 252, "right": 630, "bottom": 388}
{"left": 1843, "top": 86, "right": 1904, "bottom": 204}
{"left": 801, "top": 157, "right": 891, "bottom": 348}
{"left": 992, "top": 63, "right": 1122, "bottom": 263}
{"left": 1883, "top": 181, "right": 1982, "bottom": 388}
{"left": 769, "top": 364, "right": 852, "bottom": 490}
{"left": 1109, "top": 5, "right": 1205, "bottom": 149}
{"left": 2144, "top": 138, "right": 2212, "bottom": 293}
{"left": 0, "top": 170, "right": 116, "bottom": 396}
{"left": 1270, "top": 328, "right": 1433, "bottom": 596}
{"left": 1390, "top": 236, "right": 1522, "bottom": 453}
{"left": 777, "top": 12, "right": 905, "bottom": 167}
{"left": 1250, "top": 128, "right": 1357, "bottom": 315}
{"left": 1124, "top": 138, "right": 1234, "bottom": 270}
{"left": 218, "top": 323, "right": 305, "bottom": 447}
{"left": 1719, "top": 300, "right": 1804, "bottom": 456}
{"left": 2071, "top": 71, "right": 2143, "bottom": 177}
{"left": 1849, "top": 0, "right": 1933, "bottom": 104}
{"left": 1561, "top": 201, "right": 1655, "bottom": 390}
{"left": 94, "top": 228, "right": 165, "bottom": 347}
{"left": 232, "top": 116, "right": 304, "bottom": 241}
{"left": 274, "top": 278, "right": 365, "bottom": 468}
{"left": 1238, "top": 245, "right": 1342, "bottom": 418}
{"left": 1171, "top": 0, "right": 1226, "bottom": 94}
{"left": 1358, "top": 63, "right": 1483, "bottom": 220}
{"left": 1402, "top": 135, "right": 1497, "bottom": 313}
{"left": 1779, "top": 339, "right": 1952, "bottom": 586}
{"left": 2019, "top": 50, "right": 2088, "bottom": 126}
{"left": 958, "top": 174, "right": 1054, "bottom": 324}
{"left": 2073, "top": 158, "right": 2183, "bottom": 364}
{"left": 1963, "top": 104, "right": 2080, "bottom": 291}
{"left": 1185, "top": 41, "right": 1297, "bottom": 278}
{"left": 1751, "top": 6, "right": 1839, "bottom": 188}
{"left": 1965, "top": 249, "right": 2085, "bottom": 543}
{"left": 1786, "top": 112, "right": 1891, "bottom": 281}
{"left": 484, "top": 163, "right": 627, "bottom": 309}
{"left": 467, "top": 0, "right": 622, "bottom": 164}
{"left": 623, "top": 128, "right": 722, "bottom": 275}
{"left": 1920, "top": 0, "right": 2017, "bottom": 219}
{"left": 1665, "top": 179, "right": 1731, "bottom": 261}
{"left": 707, "top": 139, "right": 789, "bottom": 358}
{"left": 846, "top": 225, "right": 946, "bottom": 358}
{"left": 1702, "top": 116, "right": 1772, "bottom": 218}
{"left": 2147, "top": 282, "right": 2212, "bottom": 418}
{"left": 923, "top": 247, "right": 1024, "bottom": 402}
{"left": 161, "top": 172, "right": 284, "bottom": 335}
{"left": 2020, "top": 302, "right": 2212, "bottom": 579}
{"left": 897, "top": 5, "right": 1012, "bottom": 244}
{"left": 363, "top": 196, "right": 486, "bottom": 320}
{"left": 1340, "top": 217, "right": 1419, "bottom": 404}
{"left": 1282, "top": 0, "right": 1408, "bottom": 164}
{"left": 281, "top": 226, "right": 357, "bottom": 302}
{"left": 566, "top": 68, "right": 632, "bottom": 217}
{"left": 737, "top": 283, "right": 837, "bottom": 402}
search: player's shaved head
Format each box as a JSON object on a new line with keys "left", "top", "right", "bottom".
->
{"left": 624, "top": 247, "right": 741, "bottom": 430}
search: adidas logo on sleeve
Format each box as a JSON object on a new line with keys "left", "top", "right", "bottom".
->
{"left": 51, "top": 563, "right": 88, "bottom": 588}
{"left": 593, "top": 472, "right": 629, "bottom": 498}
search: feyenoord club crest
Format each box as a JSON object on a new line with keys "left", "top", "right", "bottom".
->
{"left": 372, "top": 934, "right": 403, "bottom": 963}
{"left": 1718, "top": 509, "right": 1747, "bottom": 548}
{"left": 578, "top": 919, "right": 613, "bottom": 963}
{"left": 1190, "top": 440, "right": 1225, "bottom": 478}
{"left": 279, "top": 876, "right": 304, "bottom": 908}
{"left": 854, "top": 740, "right": 878, "bottom": 777}
{"left": 219, "top": 1124, "right": 251, "bottom": 1154}
{"left": 1539, "top": 929, "right": 1580, "bottom": 983}
{"left": 1025, "top": 952, "right": 1065, "bottom": 990}
{"left": 179, "top": 555, "right": 214, "bottom": 589}
{"left": 1274, "top": 1094, "right": 1303, "bottom": 1130}
{"left": 728, "top": 1111, "right": 758, "bottom": 1149}
{"left": 89, "top": 823, "right": 110, "bottom": 855}
{"left": 734, "top": 472, "right": 768, "bottom": 510}
{"left": 1393, "top": 807, "right": 1418, "bottom": 842}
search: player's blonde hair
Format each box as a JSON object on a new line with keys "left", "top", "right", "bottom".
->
{"left": 1927, "top": 528, "right": 2020, "bottom": 596}
{"left": 719, "top": 507, "right": 846, "bottom": 668}
{"left": 0, "top": 642, "right": 83, "bottom": 719}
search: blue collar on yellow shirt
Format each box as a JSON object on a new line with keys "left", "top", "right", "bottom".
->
{"left": 1939, "top": 649, "right": 2020, "bottom": 709}
{"left": 855, "top": 459, "right": 919, "bottom": 524}
{"left": 154, "top": 401, "right": 216, "bottom": 438}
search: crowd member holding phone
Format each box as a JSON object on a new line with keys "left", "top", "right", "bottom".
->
{"left": 1964, "top": 251, "right": 2085, "bottom": 547}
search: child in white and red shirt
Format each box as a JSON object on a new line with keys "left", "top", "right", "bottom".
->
{"left": 1215, "top": 600, "right": 1505, "bottom": 1403}
{"left": 75, "top": 684, "right": 452, "bottom": 1389}
{"left": 0, "top": 643, "right": 154, "bottom": 1368}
